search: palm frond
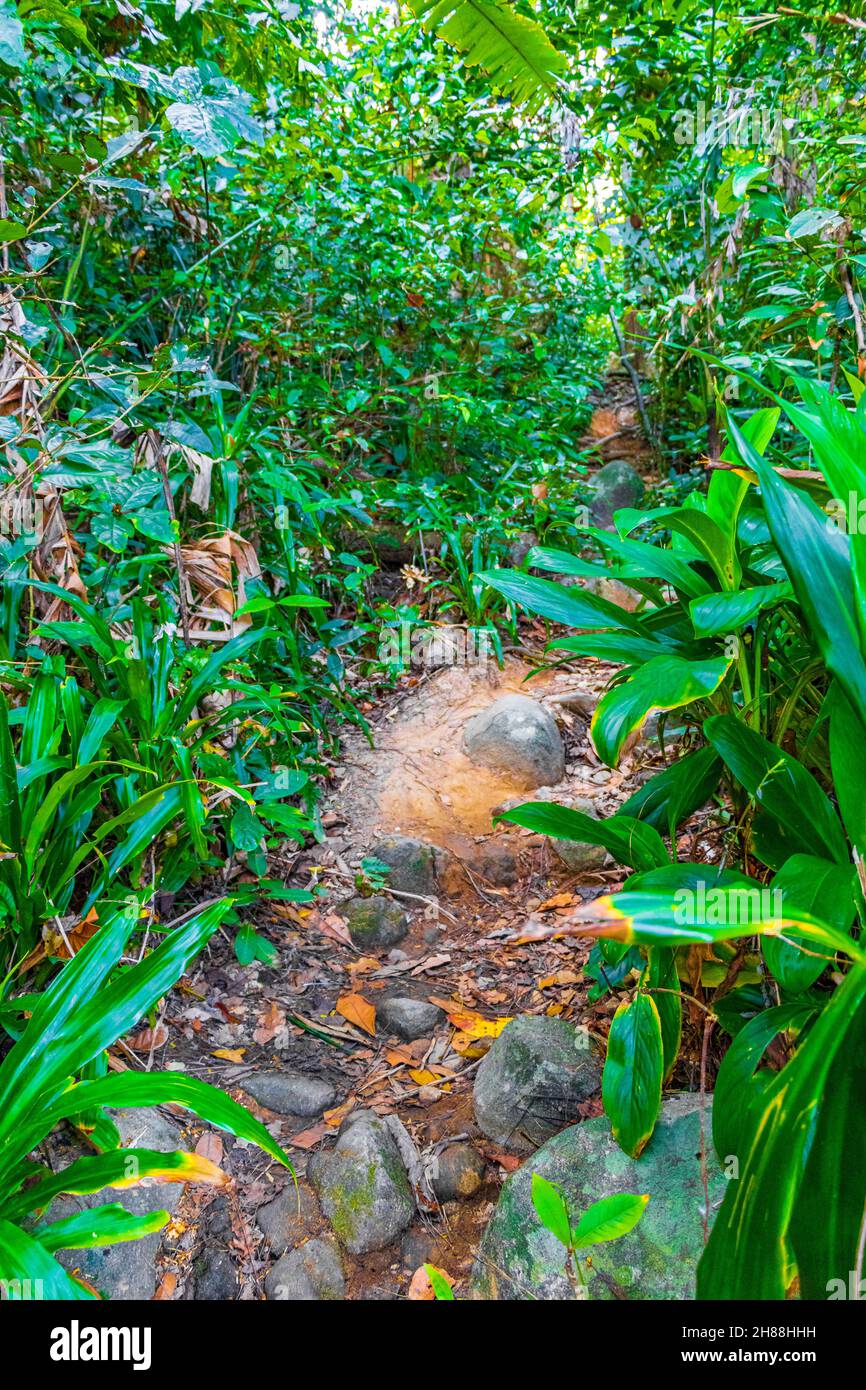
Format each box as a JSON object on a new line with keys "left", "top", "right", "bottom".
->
{"left": 409, "top": 0, "right": 568, "bottom": 112}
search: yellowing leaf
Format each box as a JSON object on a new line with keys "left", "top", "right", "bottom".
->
{"left": 212, "top": 1047, "right": 246, "bottom": 1062}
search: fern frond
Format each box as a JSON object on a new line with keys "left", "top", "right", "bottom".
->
{"left": 409, "top": 0, "right": 568, "bottom": 112}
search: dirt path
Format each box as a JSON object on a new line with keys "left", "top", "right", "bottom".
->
{"left": 142, "top": 639, "right": 682, "bottom": 1301}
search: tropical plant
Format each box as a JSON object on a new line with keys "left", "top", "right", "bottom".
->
{"left": 0, "top": 895, "right": 291, "bottom": 1299}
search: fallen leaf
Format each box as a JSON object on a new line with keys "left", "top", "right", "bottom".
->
{"left": 323, "top": 1099, "right": 355, "bottom": 1128}
{"left": 288, "top": 1123, "right": 328, "bottom": 1149}
{"left": 253, "top": 1000, "right": 287, "bottom": 1046}
{"left": 153, "top": 1272, "right": 177, "bottom": 1300}
{"left": 212, "top": 1047, "right": 246, "bottom": 1062}
{"left": 408, "top": 1068, "right": 439, "bottom": 1086}
{"left": 194, "top": 1132, "right": 224, "bottom": 1166}
{"left": 537, "top": 892, "right": 576, "bottom": 911}
{"left": 335, "top": 992, "right": 376, "bottom": 1037}
{"left": 126, "top": 1021, "right": 169, "bottom": 1052}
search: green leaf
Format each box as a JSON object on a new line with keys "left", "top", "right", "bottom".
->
{"left": 424, "top": 1263, "right": 456, "bottom": 1300}
{"left": 619, "top": 746, "right": 722, "bottom": 839}
{"left": 571, "top": 1192, "right": 649, "bottom": 1249}
{"left": 602, "top": 993, "right": 663, "bottom": 1157}
{"left": 699, "top": 964, "right": 866, "bottom": 1299}
{"left": 34, "top": 1203, "right": 169, "bottom": 1253}
{"left": 711, "top": 1002, "right": 814, "bottom": 1169}
{"left": 763, "top": 854, "right": 855, "bottom": 993}
{"left": 408, "top": 0, "right": 568, "bottom": 113}
{"left": 531, "top": 1172, "right": 572, "bottom": 1247}
{"left": 495, "top": 801, "right": 669, "bottom": 872}
{"left": 0, "top": 1220, "right": 96, "bottom": 1300}
{"left": 477, "top": 569, "right": 645, "bottom": 633}
{"left": 0, "top": 1, "right": 26, "bottom": 69}
{"left": 705, "top": 714, "right": 849, "bottom": 868}
{"left": 591, "top": 655, "right": 730, "bottom": 767}
{"left": 689, "top": 582, "right": 792, "bottom": 638}
{"left": 725, "top": 409, "right": 866, "bottom": 726}
{"left": 788, "top": 981, "right": 866, "bottom": 1298}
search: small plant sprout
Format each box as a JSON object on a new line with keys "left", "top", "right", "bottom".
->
{"left": 531, "top": 1175, "right": 649, "bottom": 1300}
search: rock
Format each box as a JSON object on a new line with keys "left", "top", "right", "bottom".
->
{"left": 265, "top": 1237, "right": 345, "bottom": 1301}
{"left": 308, "top": 1111, "right": 414, "bottom": 1254}
{"left": 430, "top": 1143, "right": 486, "bottom": 1203}
{"left": 473, "top": 838, "right": 519, "bottom": 886}
{"left": 583, "top": 575, "right": 642, "bottom": 612}
{"left": 463, "top": 695, "right": 565, "bottom": 790}
{"left": 256, "top": 1183, "right": 321, "bottom": 1254}
{"left": 471, "top": 1095, "right": 724, "bottom": 1300}
{"left": 552, "top": 798, "right": 607, "bottom": 873}
{"left": 194, "top": 1247, "right": 237, "bottom": 1300}
{"left": 507, "top": 530, "right": 538, "bottom": 568}
{"left": 54, "top": 1108, "right": 184, "bottom": 1300}
{"left": 370, "top": 835, "right": 439, "bottom": 897}
{"left": 473, "top": 1016, "right": 603, "bottom": 1153}
{"left": 377, "top": 996, "right": 443, "bottom": 1041}
{"left": 342, "top": 895, "right": 409, "bottom": 949}
{"left": 241, "top": 1070, "right": 336, "bottom": 1118}
{"left": 401, "top": 1228, "right": 442, "bottom": 1270}
{"left": 588, "top": 458, "right": 645, "bottom": 529}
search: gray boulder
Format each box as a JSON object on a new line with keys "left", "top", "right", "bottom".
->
{"left": 194, "top": 1247, "right": 237, "bottom": 1300}
{"left": 265, "top": 1237, "right": 345, "bottom": 1300}
{"left": 377, "top": 996, "right": 443, "bottom": 1041}
{"left": 308, "top": 1111, "right": 414, "bottom": 1254}
{"left": 463, "top": 695, "right": 565, "bottom": 789}
{"left": 241, "top": 1070, "right": 335, "bottom": 1118}
{"left": 473, "top": 1015, "right": 602, "bottom": 1153}
{"left": 342, "top": 895, "right": 409, "bottom": 949}
{"left": 256, "top": 1182, "right": 321, "bottom": 1254}
{"left": 369, "top": 835, "right": 439, "bottom": 897}
{"left": 471, "top": 1094, "right": 724, "bottom": 1300}
{"left": 588, "top": 459, "right": 645, "bottom": 529}
{"left": 552, "top": 797, "right": 607, "bottom": 873}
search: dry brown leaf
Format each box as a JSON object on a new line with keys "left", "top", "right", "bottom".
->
{"left": 288, "top": 1122, "right": 328, "bottom": 1149}
{"left": 253, "top": 1000, "right": 287, "bottom": 1046}
{"left": 126, "top": 1021, "right": 169, "bottom": 1052}
{"left": 153, "top": 1272, "right": 177, "bottom": 1301}
{"left": 194, "top": 1132, "right": 224, "bottom": 1166}
{"left": 407, "top": 1264, "right": 456, "bottom": 1300}
{"left": 335, "top": 992, "right": 376, "bottom": 1037}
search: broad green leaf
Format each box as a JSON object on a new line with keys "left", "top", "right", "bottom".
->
{"left": 763, "top": 854, "right": 856, "bottom": 993}
{"left": 699, "top": 964, "right": 866, "bottom": 1298}
{"left": 788, "top": 983, "right": 866, "bottom": 1298}
{"left": 712, "top": 1002, "right": 814, "bottom": 1168}
{"left": 9, "top": 1147, "right": 227, "bottom": 1221}
{"left": 619, "top": 746, "right": 722, "bottom": 839}
{"left": 531, "top": 1172, "right": 571, "bottom": 1247}
{"left": 602, "top": 993, "right": 663, "bottom": 1158}
{"left": 591, "top": 655, "right": 730, "bottom": 767}
{"left": 689, "top": 582, "right": 792, "bottom": 638}
{"left": 571, "top": 1192, "right": 649, "bottom": 1249}
{"left": 34, "top": 1203, "right": 169, "bottom": 1253}
{"left": 477, "top": 569, "right": 644, "bottom": 633}
{"left": 408, "top": 0, "right": 568, "bottom": 113}
{"left": 705, "top": 713, "right": 848, "bottom": 868}
{"left": 0, "top": 1220, "right": 95, "bottom": 1300}
{"left": 495, "top": 801, "right": 669, "bottom": 872}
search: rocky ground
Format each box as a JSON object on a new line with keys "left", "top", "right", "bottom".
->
{"left": 49, "top": 450, "right": 727, "bottom": 1301}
